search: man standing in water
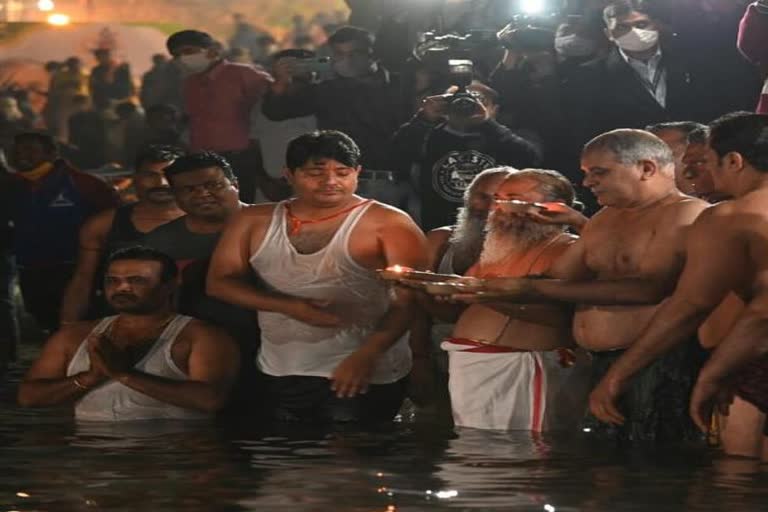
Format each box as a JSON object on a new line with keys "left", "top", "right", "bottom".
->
{"left": 207, "top": 130, "right": 427, "bottom": 423}
{"left": 471, "top": 129, "right": 708, "bottom": 440}
{"left": 60, "top": 146, "right": 185, "bottom": 321}
{"left": 590, "top": 113, "right": 768, "bottom": 459}
{"left": 436, "top": 169, "right": 589, "bottom": 431}
{"left": 18, "top": 246, "right": 240, "bottom": 420}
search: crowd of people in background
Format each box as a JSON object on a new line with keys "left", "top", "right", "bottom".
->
{"left": 0, "top": 0, "right": 767, "bottom": 463}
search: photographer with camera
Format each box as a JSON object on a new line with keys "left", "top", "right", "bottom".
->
{"left": 489, "top": 15, "right": 605, "bottom": 174}
{"left": 391, "top": 73, "right": 540, "bottom": 230}
{"left": 262, "top": 26, "right": 410, "bottom": 207}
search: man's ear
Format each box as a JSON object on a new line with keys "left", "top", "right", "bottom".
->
{"left": 639, "top": 159, "right": 658, "bottom": 180}
{"left": 282, "top": 167, "right": 296, "bottom": 184}
{"left": 726, "top": 152, "right": 745, "bottom": 174}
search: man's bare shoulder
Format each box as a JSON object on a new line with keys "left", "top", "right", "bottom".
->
{"left": 364, "top": 201, "right": 420, "bottom": 228}
{"left": 237, "top": 203, "right": 279, "bottom": 220}
{"left": 224, "top": 203, "right": 279, "bottom": 232}
{"left": 178, "top": 318, "right": 235, "bottom": 347}
{"left": 50, "top": 320, "right": 100, "bottom": 350}
{"left": 427, "top": 226, "right": 452, "bottom": 245}
{"left": 81, "top": 208, "right": 117, "bottom": 240}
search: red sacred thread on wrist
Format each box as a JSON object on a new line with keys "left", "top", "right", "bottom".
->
{"left": 285, "top": 199, "right": 373, "bottom": 236}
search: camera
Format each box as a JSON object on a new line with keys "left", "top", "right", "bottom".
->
{"left": 497, "top": 15, "right": 558, "bottom": 52}
{"left": 445, "top": 60, "right": 483, "bottom": 120}
{"left": 413, "top": 30, "right": 499, "bottom": 72}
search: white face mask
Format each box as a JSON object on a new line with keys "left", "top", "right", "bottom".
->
{"left": 554, "top": 34, "right": 597, "bottom": 58}
{"left": 180, "top": 52, "right": 212, "bottom": 73}
{"left": 614, "top": 28, "right": 659, "bottom": 53}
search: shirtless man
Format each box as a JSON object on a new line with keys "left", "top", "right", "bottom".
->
{"left": 207, "top": 130, "right": 427, "bottom": 423}
{"left": 433, "top": 169, "right": 589, "bottom": 431}
{"left": 468, "top": 130, "right": 708, "bottom": 440}
{"left": 60, "top": 145, "right": 185, "bottom": 322}
{"left": 18, "top": 246, "right": 240, "bottom": 420}
{"left": 590, "top": 113, "right": 768, "bottom": 459}
{"left": 408, "top": 167, "right": 512, "bottom": 405}
{"left": 680, "top": 127, "right": 731, "bottom": 203}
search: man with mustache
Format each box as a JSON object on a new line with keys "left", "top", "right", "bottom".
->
{"left": 60, "top": 145, "right": 185, "bottom": 322}
{"left": 18, "top": 246, "right": 240, "bottom": 420}
{"left": 431, "top": 169, "right": 589, "bottom": 431}
{"left": 207, "top": 130, "right": 427, "bottom": 423}
{"left": 475, "top": 129, "right": 708, "bottom": 441}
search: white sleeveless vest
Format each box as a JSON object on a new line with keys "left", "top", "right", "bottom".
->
{"left": 249, "top": 201, "right": 411, "bottom": 383}
{"left": 67, "top": 315, "right": 209, "bottom": 421}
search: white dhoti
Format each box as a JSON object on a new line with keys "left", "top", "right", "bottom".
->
{"left": 442, "top": 338, "right": 591, "bottom": 432}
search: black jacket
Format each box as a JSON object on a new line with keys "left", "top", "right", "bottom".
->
{"left": 563, "top": 44, "right": 712, "bottom": 148}
{"left": 392, "top": 116, "right": 541, "bottom": 230}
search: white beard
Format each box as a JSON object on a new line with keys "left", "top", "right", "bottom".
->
{"left": 449, "top": 207, "right": 487, "bottom": 268}
{"left": 479, "top": 211, "right": 564, "bottom": 267}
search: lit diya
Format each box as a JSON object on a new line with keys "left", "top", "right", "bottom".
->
{"left": 378, "top": 265, "right": 414, "bottom": 281}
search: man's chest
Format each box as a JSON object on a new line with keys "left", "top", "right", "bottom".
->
{"left": 583, "top": 223, "right": 669, "bottom": 277}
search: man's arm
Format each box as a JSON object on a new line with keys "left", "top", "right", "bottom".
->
{"left": 486, "top": 201, "right": 705, "bottom": 305}
{"left": 260, "top": 58, "right": 318, "bottom": 121}
{"left": 690, "top": 277, "right": 768, "bottom": 431}
{"left": 109, "top": 322, "right": 240, "bottom": 413}
{"left": 59, "top": 211, "right": 113, "bottom": 322}
{"left": 18, "top": 324, "right": 105, "bottom": 407}
{"left": 330, "top": 209, "right": 429, "bottom": 397}
{"left": 589, "top": 208, "right": 744, "bottom": 423}
{"left": 206, "top": 207, "right": 341, "bottom": 327}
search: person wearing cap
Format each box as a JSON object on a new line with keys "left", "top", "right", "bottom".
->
{"left": 165, "top": 29, "right": 275, "bottom": 203}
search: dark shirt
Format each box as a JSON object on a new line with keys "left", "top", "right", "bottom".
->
{"left": 392, "top": 117, "right": 541, "bottom": 230}
{"left": 89, "top": 62, "right": 134, "bottom": 110}
{"left": 261, "top": 67, "right": 409, "bottom": 171}
{"left": 142, "top": 216, "right": 259, "bottom": 345}
{"left": 104, "top": 203, "right": 144, "bottom": 254}
{"left": 5, "top": 160, "right": 119, "bottom": 267}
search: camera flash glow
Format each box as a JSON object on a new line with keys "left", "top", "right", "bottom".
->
{"left": 520, "top": 0, "right": 546, "bottom": 14}
{"left": 37, "top": 0, "right": 55, "bottom": 11}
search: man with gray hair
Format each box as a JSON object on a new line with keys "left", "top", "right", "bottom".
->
{"left": 469, "top": 129, "right": 708, "bottom": 440}
{"left": 420, "top": 168, "right": 589, "bottom": 431}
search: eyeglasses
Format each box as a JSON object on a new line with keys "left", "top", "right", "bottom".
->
{"left": 176, "top": 179, "right": 230, "bottom": 195}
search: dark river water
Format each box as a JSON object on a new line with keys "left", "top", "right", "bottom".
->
{"left": 1, "top": 348, "right": 766, "bottom": 512}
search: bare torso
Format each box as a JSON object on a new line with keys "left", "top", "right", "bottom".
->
{"left": 453, "top": 234, "right": 576, "bottom": 351}
{"left": 573, "top": 196, "right": 706, "bottom": 351}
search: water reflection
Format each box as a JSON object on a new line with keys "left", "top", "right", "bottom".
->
{"left": 0, "top": 354, "right": 766, "bottom": 511}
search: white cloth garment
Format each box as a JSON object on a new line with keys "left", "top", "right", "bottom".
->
{"left": 67, "top": 315, "right": 209, "bottom": 422}
{"left": 443, "top": 339, "right": 591, "bottom": 431}
{"left": 250, "top": 201, "right": 411, "bottom": 383}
